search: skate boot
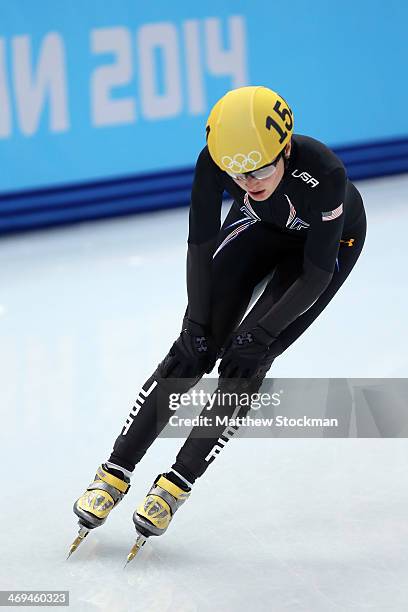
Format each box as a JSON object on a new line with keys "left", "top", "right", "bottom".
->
{"left": 125, "top": 473, "right": 190, "bottom": 564}
{"left": 68, "top": 464, "right": 130, "bottom": 558}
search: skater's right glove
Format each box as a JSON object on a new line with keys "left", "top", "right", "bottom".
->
{"left": 159, "top": 320, "right": 218, "bottom": 378}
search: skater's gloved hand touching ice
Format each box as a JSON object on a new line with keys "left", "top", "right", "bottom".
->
{"left": 218, "top": 326, "right": 277, "bottom": 379}
{"left": 160, "top": 319, "right": 218, "bottom": 378}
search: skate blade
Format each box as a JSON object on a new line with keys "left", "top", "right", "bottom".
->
{"left": 124, "top": 533, "right": 147, "bottom": 567}
{"left": 67, "top": 526, "right": 90, "bottom": 559}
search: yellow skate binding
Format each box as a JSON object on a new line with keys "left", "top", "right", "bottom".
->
{"left": 68, "top": 464, "right": 130, "bottom": 558}
{"left": 126, "top": 474, "right": 190, "bottom": 564}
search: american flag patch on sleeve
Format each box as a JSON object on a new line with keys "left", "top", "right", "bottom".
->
{"left": 322, "top": 203, "right": 343, "bottom": 221}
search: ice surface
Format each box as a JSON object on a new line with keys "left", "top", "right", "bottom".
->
{"left": 0, "top": 175, "right": 407, "bottom": 611}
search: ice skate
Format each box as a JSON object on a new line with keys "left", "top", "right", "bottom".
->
{"left": 68, "top": 464, "right": 130, "bottom": 558}
{"left": 125, "top": 473, "right": 190, "bottom": 564}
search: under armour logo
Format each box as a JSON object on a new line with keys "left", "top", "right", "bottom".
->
{"left": 340, "top": 238, "right": 355, "bottom": 247}
{"left": 195, "top": 336, "right": 208, "bottom": 352}
{"left": 235, "top": 332, "right": 253, "bottom": 346}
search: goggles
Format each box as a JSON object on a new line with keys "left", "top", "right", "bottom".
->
{"left": 226, "top": 151, "right": 283, "bottom": 181}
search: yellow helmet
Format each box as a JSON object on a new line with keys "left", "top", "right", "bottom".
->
{"left": 206, "top": 86, "right": 294, "bottom": 174}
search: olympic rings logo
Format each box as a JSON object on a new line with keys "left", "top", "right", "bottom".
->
{"left": 221, "top": 151, "right": 262, "bottom": 173}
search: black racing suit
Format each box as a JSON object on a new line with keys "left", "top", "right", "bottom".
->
{"left": 109, "top": 134, "right": 367, "bottom": 481}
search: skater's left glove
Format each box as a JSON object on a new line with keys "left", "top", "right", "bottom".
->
{"left": 218, "top": 326, "right": 277, "bottom": 379}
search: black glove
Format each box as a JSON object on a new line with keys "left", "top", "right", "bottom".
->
{"left": 218, "top": 326, "right": 277, "bottom": 379}
{"left": 160, "top": 320, "right": 218, "bottom": 378}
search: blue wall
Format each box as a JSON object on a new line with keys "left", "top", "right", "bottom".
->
{"left": 0, "top": 0, "right": 407, "bottom": 230}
